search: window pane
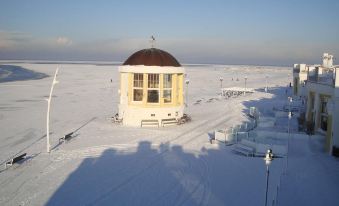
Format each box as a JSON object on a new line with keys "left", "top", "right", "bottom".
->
{"left": 163, "top": 74, "right": 172, "bottom": 88}
{"left": 163, "top": 89, "right": 172, "bottom": 103}
{"left": 133, "top": 89, "right": 143, "bottom": 101}
{"left": 320, "top": 97, "right": 328, "bottom": 113}
{"left": 321, "top": 101, "right": 327, "bottom": 113}
{"left": 134, "top": 73, "right": 143, "bottom": 88}
{"left": 147, "top": 90, "right": 159, "bottom": 103}
{"left": 148, "top": 74, "right": 159, "bottom": 88}
{"left": 321, "top": 115, "right": 328, "bottom": 131}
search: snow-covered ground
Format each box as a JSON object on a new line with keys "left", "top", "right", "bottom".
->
{"left": 0, "top": 63, "right": 338, "bottom": 206}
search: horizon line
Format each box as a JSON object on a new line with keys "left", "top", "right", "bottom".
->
{"left": 0, "top": 59, "right": 292, "bottom": 68}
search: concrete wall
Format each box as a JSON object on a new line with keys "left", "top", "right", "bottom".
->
{"left": 118, "top": 105, "right": 184, "bottom": 127}
{"left": 304, "top": 68, "right": 338, "bottom": 154}
{"left": 331, "top": 68, "right": 339, "bottom": 149}
{"left": 293, "top": 64, "right": 308, "bottom": 97}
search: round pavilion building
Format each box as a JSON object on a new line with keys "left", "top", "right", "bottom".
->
{"left": 118, "top": 48, "right": 185, "bottom": 127}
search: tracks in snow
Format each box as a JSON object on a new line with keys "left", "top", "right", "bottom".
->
{"left": 85, "top": 103, "right": 240, "bottom": 205}
{"left": 12, "top": 99, "right": 243, "bottom": 206}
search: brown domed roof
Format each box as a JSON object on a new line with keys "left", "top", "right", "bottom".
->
{"left": 123, "top": 48, "right": 181, "bottom": 67}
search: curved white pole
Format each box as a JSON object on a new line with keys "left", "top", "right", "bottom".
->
{"left": 46, "top": 67, "right": 59, "bottom": 153}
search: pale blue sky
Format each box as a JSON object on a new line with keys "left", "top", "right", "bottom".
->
{"left": 1, "top": 0, "right": 339, "bottom": 65}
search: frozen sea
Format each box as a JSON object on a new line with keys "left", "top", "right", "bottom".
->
{"left": 0, "top": 65, "right": 48, "bottom": 83}
{"left": 0, "top": 63, "right": 338, "bottom": 206}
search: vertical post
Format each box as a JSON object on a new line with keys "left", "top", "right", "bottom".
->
{"left": 46, "top": 67, "right": 59, "bottom": 153}
{"left": 265, "top": 164, "right": 270, "bottom": 206}
{"left": 264, "top": 149, "right": 273, "bottom": 206}
{"left": 265, "top": 75, "right": 268, "bottom": 92}
{"left": 326, "top": 100, "right": 334, "bottom": 154}
{"left": 150, "top": 35, "right": 155, "bottom": 48}
{"left": 286, "top": 97, "right": 292, "bottom": 172}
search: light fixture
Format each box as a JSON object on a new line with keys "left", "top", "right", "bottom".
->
{"left": 264, "top": 149, "right": 273, "bottom": 206}
{"left": 264, "top": 149, "right": 273, "bottom": 166}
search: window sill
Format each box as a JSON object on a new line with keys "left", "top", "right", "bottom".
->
{"left": 131, "top": 101, "right": 143, "bottom": 104}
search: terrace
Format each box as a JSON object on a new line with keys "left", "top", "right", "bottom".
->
{"left": 307, "top": 67, "right": 336, "bottom": 86}
{"left": 293, "top": 64, "right": 309, "bottom": 74}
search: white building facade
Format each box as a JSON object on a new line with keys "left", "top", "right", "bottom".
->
{"left": 296, "top": 53, "right": 339, "bottom": 154}
{"left": 293, "top": 63, "right": 309, "bottom": 97}
{"left": 118, "top": 48, "right": 185, "bottom": 127}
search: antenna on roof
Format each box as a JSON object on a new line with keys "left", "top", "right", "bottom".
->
{"left": 150, "top": 35, "right": 156, "bottom": 48}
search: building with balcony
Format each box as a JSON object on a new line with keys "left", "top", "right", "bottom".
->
{"left": 297, "top": 53, "right": 339, "bottom": 154}
{"left": 118, "top": 48, "right": 185, "bottom": 127}
{"left": 293, "top": 63, "right": 309, "bottom": 97}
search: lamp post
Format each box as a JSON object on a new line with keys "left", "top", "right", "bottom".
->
{"left": 185, "top": 79, "right": 190, "bottom": 107}
{"left": 244, "top": 76, "right": 248, "bottom": 94}
{"left": 219, "top": 77, "right": 223, "bottom": 89}
{"left": 46, "top": 67, "right": 59, "bottom": 153}
{"left": 264, "top": 149, "right": 273, "bottom": 206}
{"left": 288, "top": 97, "right": 293, "bottom": 132}
{"left": 286, "top": 96, "right": 292, "bottom": 172}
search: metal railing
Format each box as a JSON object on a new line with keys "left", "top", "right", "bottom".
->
{"left": 307, "top": 69, "right": 335, "bottom": 86}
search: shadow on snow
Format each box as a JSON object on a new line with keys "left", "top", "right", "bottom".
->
{"left": 46, "top": 140, "right": 284, "bottom": 206}
{"left": 46, "top": 86, "right": 291, "bottom": 206}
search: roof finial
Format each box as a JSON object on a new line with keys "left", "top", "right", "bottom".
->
{"left": 150, "top": 35, "right": 156, "bottom": 48}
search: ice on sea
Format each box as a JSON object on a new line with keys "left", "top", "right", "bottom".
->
{"left": 0, "top": 63, "right": 338, "bottom": 206}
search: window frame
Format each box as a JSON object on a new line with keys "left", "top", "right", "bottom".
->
{"left": 132, "top": 73, "right": 143, "bottom": 102}
{"left": 147, "top": 73, "right": 160, "bottom": 104}
{"left": 163, "top": 74, "right": 172, "bottom": 104}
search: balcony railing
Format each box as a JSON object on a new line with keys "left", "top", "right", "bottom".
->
{"left": 307, "top": 70, "right": 335, "bottom": 86}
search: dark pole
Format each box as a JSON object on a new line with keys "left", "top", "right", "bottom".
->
{"left": 265, "top": 164, "right": 270, "bottom": 206}
{"left": 286, "top": 97, "right": 292, "bottom": 173}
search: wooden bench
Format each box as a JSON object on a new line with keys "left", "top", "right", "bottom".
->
{"left": 5, "top": 153, "right": 27, "bottom": 169}
{"left": 59, "top": 132, "right": 74, "bottom": 143}
{"left": 178, "top": 114, "right": 192, "bottom": 124}
{"left": 141, "top": 119, "right": 159, "bottom": 127}
{"left": 111, "top": 113, "right": 123, "bottom": 124}
{"left": 112, "top": 117, "right": 123, "bottom": 124}
{"left": 161, "top": 118, "right": 178, "bottom": 127}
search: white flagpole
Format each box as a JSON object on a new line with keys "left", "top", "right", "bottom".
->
{"left": 46, "top": 67, "right": 59, "bottom": 153}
